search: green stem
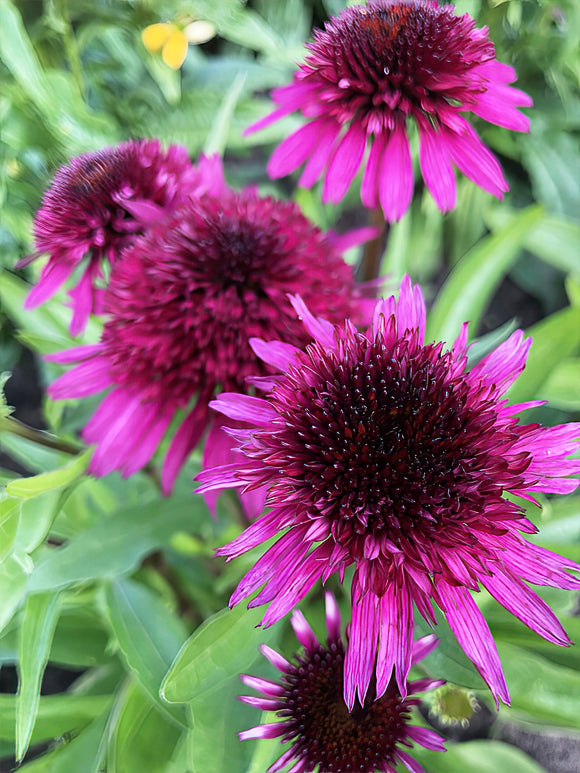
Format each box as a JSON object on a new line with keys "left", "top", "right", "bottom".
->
{"left": 1, "top": 416, "right": 82, "bottom": 455}
{"left": 1, "top": 416, "right": 162, "bottom": 491}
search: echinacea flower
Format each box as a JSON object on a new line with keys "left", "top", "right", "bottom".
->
{"left": 246, "top": 0, "right": 533, "bottom": 221}
{"left": 48, "top": 158, "right": 374, "bottom": 495}
{"left": 20, "top": 140, "right": 214, "bottom": 335}
{"left": 240, "top": 593, "right": 446, "bottom": 773}
{"left": 198, "top": 276, "right": 580, "bottom": 709}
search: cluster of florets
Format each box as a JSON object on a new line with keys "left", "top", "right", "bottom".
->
{"left": 20, "top": 3, "right": 579, "bottom": 773}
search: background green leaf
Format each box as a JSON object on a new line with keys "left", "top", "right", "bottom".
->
{"left": 16, "top": 592, "right": 60, "bottom": 761}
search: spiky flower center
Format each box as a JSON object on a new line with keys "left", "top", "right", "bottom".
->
{"left": 305, "top": 0, "right": 494, "bottom": 129}
{"left": 280, "top": 638, "right": 409, "bottom": 772}
{"left": 101, "top": 193, "right": 356, "bottom": 403}
{"left": 264, "top": 325, "right": 529, "bottom": 558}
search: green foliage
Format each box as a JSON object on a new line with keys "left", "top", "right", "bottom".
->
{"left": 0, "top": 0, "right": 579, "bottom": 772}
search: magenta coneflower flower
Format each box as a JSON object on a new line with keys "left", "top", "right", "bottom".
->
{"left": 197, "top": 276, "right": 580, "bottom": 709}
{"left": 48, "top": 162, "right": 374, "bottom": 495}
{"left": 240, "top": 593, "right": 445, "bottom": 773}
{"left": 20, "top": 139, "right": 219, "bottom": 335}
{"left": 246, "top": 0, "right": 532, "bottom": 221}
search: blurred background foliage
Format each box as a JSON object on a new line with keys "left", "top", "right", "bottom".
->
{"left": 0, "top": 0, "right": 579, "bottom": 772}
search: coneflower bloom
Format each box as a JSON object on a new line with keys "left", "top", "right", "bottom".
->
{"left": 20, "top": 140, "right": 218, "bottom": 335}
{"left": 48, "top": 162, "right": 374, "bottom": 495}
{"left": 240, "top": 593, "right": 446, "bottom": 773}
{"left": 246, "top": 0, "right": 532, "bottom": 221}
{"left": 197, "top": 276, "right": 580, "bottom": 709}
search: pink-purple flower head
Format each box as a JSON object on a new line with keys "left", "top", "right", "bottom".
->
{"left": 246, "top": 0, "right": 532, "bottom": 221}
{"left": 20, "top": 139, "right": 219, "bottom": 336}
{"left": 47, "top": 157, "right": 374, "bottom": 495}
{"left": 240, "top": 592, "right": 445, "bottom": 773}
{"left": 197, "top": 276, "right": 580, "bottom": 710}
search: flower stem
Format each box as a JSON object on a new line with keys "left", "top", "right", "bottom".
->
{"left": 357, "top": 207, "right": 388, "bottom": 283}
{"left": 1, "top": 416, "right": 82, "bottom": 455}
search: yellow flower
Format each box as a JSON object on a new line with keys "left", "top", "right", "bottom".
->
{"left": 141, "top": 20, "right": 216, "bottom": 69}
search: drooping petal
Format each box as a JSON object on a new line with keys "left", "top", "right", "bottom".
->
{"left": 437, "top": 583, "right": 509, "bottom": 707}
{"left": 418, "top": 126, "right": 456, "bottom": 212}
{"left": 322, "top": 122, "right": 367, "bottom": 204}
{"left": 378, "top": 124, "right": 414, "bottom": 222}
{"left": 162, "top": 399, "right": 210, "bottom": 494}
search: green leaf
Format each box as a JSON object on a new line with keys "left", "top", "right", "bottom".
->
{"left": 414, "top": 609, "right": 486, "bottom": 690}
{"left": 538, "top": 358, "right": 580, "bottom": 410}
{"left": 497, "top": 642, "right": 580, "bottom": 728}
{"left": 414, "top": 739, "right": 547, "bottom": 773}
{"left": 0, "top": 494, "right": 20, "bottom": 561}
{"left": 203, "top": 72, "right": 247, "bottom": 156}
{"left": 189, "top": 680, "right": 254, "bottom": 773}
{"left": 161, "top": 604, "right": 273, "bottom": 704}
{"left": 486, "top": 209, "right": 580, "bottom": 275}
{"left": 0, "top": 693, "right": 111, "bottom": 743}
{"left": 107, "top": 679, "right": 183, "bottom": 773}
{"left": 103, "top": 579, "right": 188, "bottom": 726}
{"left": 0, "top": 0, "right": 56, "bottom": 127}
{"left": 16, "top": 592, "right": 61, "bottom": 761}
{"left": 0, "top": 553, "right": 31, "bottom": 634}
{"left": 6, "top": 449, "right": 92, "bottom": 499}
{"left": 49, "top": 607, "right": 112, "bottom": 668}
{"left": 245, "top": 711, "right": 279, "bottom": 773}
{"left": 427, "top": 206, "right": 544, "bottom": 343}
{"left": 0, "top": 1, "right": 112, "bottom": 153}
{"left": 506, "top": 306, "right": 580, "bottom": 404}
{"left": 28, "top": 496, "right": 205, "bottom": 592}
{"left": 16, "top": 711, "right": 109, "bottom": 773}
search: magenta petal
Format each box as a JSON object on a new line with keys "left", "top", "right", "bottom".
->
{"left": 67, "top": 264, "right": 100, "bottom": 336}
{"left": 249, "top": 337, "right": 300, "bottom": 371}
{"left": 411, "top": 634, "right": 439, "bottom": 665}
{"left": 324, "top": 592, "right": 342, "bottom": 641}
{"left": 325, "top": 225, "right": 380, "bottom": 253}
{"left": 162, "top": 399, "right": 209, "bottom": 495}
{"left": 268, "top": 119, "right": 329, "bottom": 179}
{"left": 48, "top": 356, "right": 111, "bottom": 399}
{"left": 297, "top": 120, "right": 342, "bottom": 188}
{"left": 239, "top": 723, "right": 285, "bottom": 741}
{"left": 121, "top": 198, "right": 167, "bottom": 223}
{"left": 470, "top": 330, "right": 530, "bottom": 393}
{"left": 376, "top": 580, "right": 413, "bottom": 699}
{"left": 260, "top": 644, "right": 291, "bottom": 672}
{"left": 406, "top": 725, "right": 446, "bottom": 752}
{"left": 344, "top": 582, "right": 379, "bottom": 710}
{"left": 244, "top": 105, "right": 294, "bottom": 136}
{"left": 361, "top": 133, "right": 388, "bottom": 209}
{"left": 46, "top": 343, "right": 103, "bottom": 364}
{"left": 210, "top": 393, "right": 277, "bottom": 425}
{"left": 25, "top": 259, "right": 75, "bottom": 308}
{"left": 378, "top": 124, "right": 413, "bottom": 222}
{"left": 418, "top": 127, "right": 456, "bottom": 212}
{"left": 437, "top": 583, "right": 509, "bottom": 708}
{"left": 396, "top": 749, "right": 428, "bottom": 773}
{"left": 444, "top": 122, "right": 508, "bottom": 198}
{"left": 289, "top": 294, "right": 335, "bottom": 348}
{"left": 122, "top": 406, "right": 173, "bottom": 477}
{"left": 322, "top": 122, "right": 367, "bottom": 204}
{"left": 201, "top": 419, "right": 238, "bottom": 514}
{"left": 291, "top": 609, "right": 318, "bottom": 649}
{"left": 395, "top": 275, "right": 427, "bottom": 343}
{"left": 481, "top": 571, "right": 571, "bottom": 646}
